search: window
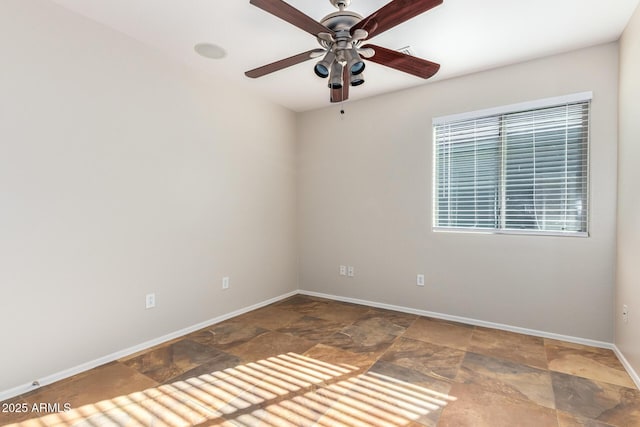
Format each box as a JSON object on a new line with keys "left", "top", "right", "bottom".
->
{"left": 433, "top": 93, "right": 591, "bottom": 236}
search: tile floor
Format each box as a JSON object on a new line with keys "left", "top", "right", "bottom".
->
{"left": 2, "top": 295, "right": 639, "bottom": 426}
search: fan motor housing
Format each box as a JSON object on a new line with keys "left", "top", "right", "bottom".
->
{"left": 321, "top": 10, "right": 362, "bottom": 32}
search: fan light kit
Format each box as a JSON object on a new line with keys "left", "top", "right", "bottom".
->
{"left": 246, "top": 0, "right": 442, "bottom": 103}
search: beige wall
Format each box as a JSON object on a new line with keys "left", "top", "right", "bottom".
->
{"left": 0, "top": 0, "right": 297, "bottom": 392}
{"left": 617, "top": 4, "right": 640, "bottom": 375}
{"left": 298, "top": 43, "right": 619, "bottom": 342}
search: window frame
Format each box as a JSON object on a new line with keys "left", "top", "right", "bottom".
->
{"left": 432, "top": 92, "right": 592, "bottom": 237}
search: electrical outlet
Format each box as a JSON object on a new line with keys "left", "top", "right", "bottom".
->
{"left": 347, "top": 266, "right": 355, "bottom": 277}
{"left": 623, "top": 304, "right": 629, "bottom": 323}
{"left": 145, "top": 293, "right": 156, "bottom": 309}
{"left": 417, "top": 274, "right": 425, "bottom": 287}
{"left": 222, "top": 276, "right": 230, "bottom": 290}
{"left": 339, "top": 265, "right": 347, "bottom": 276}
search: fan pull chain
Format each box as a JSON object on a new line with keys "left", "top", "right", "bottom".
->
{"left": 339, "top": 79, "right": 346, "bottom": 119}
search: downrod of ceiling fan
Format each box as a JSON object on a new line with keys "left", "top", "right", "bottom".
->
{"left": 329, "top": 0, "right": 351, "bottom": 10}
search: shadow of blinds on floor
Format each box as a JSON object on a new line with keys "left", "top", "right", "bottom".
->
{"left": 7, "top": 352, "right": 456, "bottom": 426}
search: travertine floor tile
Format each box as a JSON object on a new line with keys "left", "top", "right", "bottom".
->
{"left": 545, "top": 339, "right": 635, "bottom": 388}
{"left": 21, "top": 362, "right": 159, "bottom": 408}
{"left": 2, "top": 362, "right": 159, "bottom": 426}
{"left": 314, "top": 373, "right": 438, "bottom": 427}
{"left": 304, "top": 343, "right": 378, "bottom": 371}
{"left": 551, "top": 371, "right": 640, "bottom": 426}
{"left": 456, "top": 351, "right": 555, "bottom": 409}
{"left": 274, "top": 295, "right": 331, "bottom": 316}
{"left": 438, "top": 382, "right": 558, "bottom": 427}
{"left": 2, "top": 294, "right": 639, "bottom": 427}
{"left": 232, "top": 305, "right": 305, "bottom": 331}
{"left": 162, "top": 350, "right": 241, "bottom": 384}
{"left": 324, "top": 324, "right": 398, "bottom": 357}
{"left": 403, "top": 317, "right": 474, "bottom": 351}
{"left": 224, "top": 331, "right": 315, "bottom": 363}
{"left": 368, "top": 360, "right": 453, "bottom": 395}
{"left": 379, "top": 337, "right": 465, "bottom": 381}
{"left": 185, "top": 320, "right": 269, "bottom": 350}
{"left": 315, "top": 300, "right": 371, "bottom": 324}
{"left": 277, "top": 315, "right": 348, "bottom": 342}
{"left": 557, "top": 411, "right": 616, "bottom": 427}
{"left": 358, "top": 307, "right": 418, "bottom": 329}
{"left": 123, "top": 338, "right": 231, "bottom": 383}
{"left": 469, "top": 326, "right": 548, "bottom": 369}
{"left": 367, "top": 360, "right": 455, "bottom": 426}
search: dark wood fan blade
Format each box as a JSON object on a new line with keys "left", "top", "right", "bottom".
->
{"left": 330, "top": 66, "right": 350, "bottom": 103}
{"left": 363, "top": 44, "right": 440, "bottom": 79}
{"left": 245, "top": 49, "right": 323, "bottom": 78}
{"left": 250, "top": 0, "right": 333, "bottom": 36}
{"left": 352, "top": 0, "right": 443, "bottom": 40}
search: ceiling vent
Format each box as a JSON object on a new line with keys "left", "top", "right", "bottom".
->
{"left": 397, "top": 46, "right": 416, "bottom": 56}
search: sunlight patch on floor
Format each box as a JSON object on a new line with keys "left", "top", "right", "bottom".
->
{"left": 7, "top": 353, "right": 456, "bottom": 427}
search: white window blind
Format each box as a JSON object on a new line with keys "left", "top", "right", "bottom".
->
{"left": 433, "top": 95, "right": 590, "bottom": 236}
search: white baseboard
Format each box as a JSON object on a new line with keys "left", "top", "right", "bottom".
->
{"left": 613, "top": 345, "right": 640, "bottom": 390}
{"left": 299, "top": 290, "right": 614, "bottom": 349}
{"left": 0, "top": 290, "right": 297, "bottom": 402}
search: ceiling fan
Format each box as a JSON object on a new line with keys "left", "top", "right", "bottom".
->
{"left": 245, "top": 0, "right": 443, "bottom": 103}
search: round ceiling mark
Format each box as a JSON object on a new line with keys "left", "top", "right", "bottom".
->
{"left": 194, "top": 43, "right": 227, "bottom": 59}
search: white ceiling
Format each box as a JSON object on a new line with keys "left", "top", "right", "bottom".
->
{"left": 51, "top": 0, "right": 639, "bottom": 112}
